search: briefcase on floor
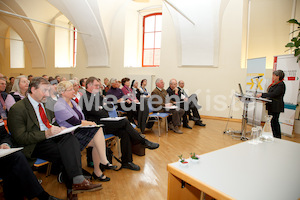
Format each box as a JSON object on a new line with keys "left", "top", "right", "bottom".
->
{"left": 132, "top": 143, "right": 145, "bottom": 156}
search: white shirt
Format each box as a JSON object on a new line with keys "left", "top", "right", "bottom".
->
{"left": 28, "top": 94, "right": 49, "bottom": 131}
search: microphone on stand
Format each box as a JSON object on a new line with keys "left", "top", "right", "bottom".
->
{"left": 253, "top": 75, "right": 263, "bottom": 79}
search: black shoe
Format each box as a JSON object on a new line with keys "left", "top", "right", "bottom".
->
{"left": 195, "top": 121, "right": 206, "bottom": 126}
{"left": 100, "top": 163, "right": 118, "bottom": 171}
{"left": 183, "top": 124, "right": 192, "bottom": 129}
{"left": 122, "top": 162, "right": 140, "bottom": 171}
{"left": 143, "top": 140, "right": 159, "bottom": 150}
{"left": 92, "top": 172, "right": 110, "bottom": 182}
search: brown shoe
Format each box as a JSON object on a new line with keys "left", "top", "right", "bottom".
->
{"left": 173, "top": 126, "right": 183, "bottom": 134}
{"left": 72, "top": 179, "right": 103, "bottom": 194}
{"left": 168, "top": 122, "right": 174, "bottom": 130}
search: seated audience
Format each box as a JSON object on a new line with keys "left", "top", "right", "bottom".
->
{"left": 151, "top": 78, "right": 185, "bottom": 134}
{"left": 139, "top": 79, "right": 150, "bottom": 98}
{"left": 131, "top": 80, "right": 141, "bottom": 101}
{"left": 28, "top": 74, "right": 33, "bottom": 82}
{"left": 178, "top": 80, "right": 205, "bottom": 126}
{"left": 103, "top": 77, "right": 110, "bottom": 96}
{"left": 55, "top": 75, "right": 61, "bottom": 83}
{"left": 81, "top": 77, "right": 159, "bottom": 171}
{"left": 79, "top": 78, "right": 87, "bottom": 94}
{"left": 107, "top": 78, "right": 137, "bottom": 124}
{"left": 6, "top": 75, "right": 29, "bottom": 111}
{"left": 5, "top": 76, "right": 14, "bottom": 93}
{"left": 45, "top": 80, "right": 59, "bottom": 111}
{"left": 69, "top": 79, "right": 83, "bottom": 104}
{"left": 167, "top": 79, "right": 192, "bottom": 129}
{"left": 8, "top": 77, "right": 102, "bottom": 199}
{"left": 42, "top": 75, "right": 48, "bottom": 80}
{"left": 0, "top": 78, "right": 8, "bottom": 120}
{"left": 54, "top": 81, "right": 116, "bottom": 182}
{"left": 0, "top": 122, "right": 61, "bottom": 200}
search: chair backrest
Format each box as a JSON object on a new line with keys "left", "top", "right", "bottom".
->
{"left": 148, "top": 100, "right": 154, "bottom": 113}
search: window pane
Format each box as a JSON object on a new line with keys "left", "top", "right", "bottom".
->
{"left": 143, "top": 49, "right": 154, "bottom": 65}
{"left": 155, "top": 15, "right": 162, "bottom": 31}
{"left": 154, "top": 49, "right": 160, "bottom": 66}
{"left": 144, "top": 33, "right": 155, "bottom": 48}
{"left": 145, "top": 16, "right": 155, "bottom": 32}
{"left": 155, "top": 32, "right": 161, "bottom": 48}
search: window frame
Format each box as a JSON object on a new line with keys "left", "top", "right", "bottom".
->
{"left": 142, "top": 13, "right": 162, "bottom": 67}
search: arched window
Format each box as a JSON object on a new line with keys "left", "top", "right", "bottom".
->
{"left": 55, "top": 15, "right": 77, "bottom": 68}
{"left": 10, "top": 29, "right": 24, "bottom": 69}
{"left": 142, "top": 13, "right": 162, "bottom": 67}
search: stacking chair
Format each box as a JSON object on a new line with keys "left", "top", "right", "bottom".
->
{"left": 147, "top": 102, "right": 171, "bottom": 137}
{"left": 34, "top": 158, "right": 52, "bottom": 177}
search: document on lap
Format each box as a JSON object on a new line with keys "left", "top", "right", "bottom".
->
{"left": 164, "top": 105, "right": 178, "bottom": 109}
{"left": 47, "top": 124, "right": 82, "bottom": 139}
{"left": 100, "top": 117, "right": 126, "bottom": 121}
{"left": 0, "top": 147, "right": 23, "bottom": 158}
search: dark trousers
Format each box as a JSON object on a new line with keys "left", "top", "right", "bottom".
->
{"left": 101, "top": 118, "right": 145, "bottom": 163}
{"left": 32, "top": 133, "right": 83, "bottom": 188}
{"left": 167, "top": 108, "right": 185, "bottom": 126}
{"left": 269, "top": 112, "right": 281, "bottom": 139}
{"left": 117, "top": 102, "right": 138, "bottom": 124}
{"left": 0, "top": 151, "right": 44, "bottom": 199}
{"left": 181, "top": 94, "right": 201, "bottom": 121}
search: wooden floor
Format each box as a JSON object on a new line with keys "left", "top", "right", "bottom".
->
{"left": 34, "top": 118, "right": 300, "bottom": 199}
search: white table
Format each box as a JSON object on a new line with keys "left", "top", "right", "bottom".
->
{"left": 167, "top": 139, "right": 300, "bottom": 200}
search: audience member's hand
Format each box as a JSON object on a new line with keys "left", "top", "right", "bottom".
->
{"left": 256, "top": 93, "right": 262, "bottom": 98}
{"left": 81, "top": 120, "right": 96, "bottom": 126}
{"left": 117, "top": 98, "right": 124, "bottom": 103}
{"left": 45, "top": 125, "right": 63, "bottom": 139}
{"left": 0, "top": 143, "right": 10, "bottom": 149}
{"left": 184, "top": 97, "right": 188, "bottom": 102}
{"left": 126, "top": 99, "right": 132, "bottom": 104}
{"left": 174, "top": 87, "right": 179, "bottom": 94}
{"left": 133, "top": 99, "right": 139, "bottom": 103}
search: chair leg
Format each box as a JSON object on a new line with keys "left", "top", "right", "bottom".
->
{"left": 116, "top": 137, "right": 121, "bottom": 159}
{"left": 158, "top": 119, "right": 161, "bottom": 137}
{"left": 166, "top": 118, "right": 168, "bottom": 132}
{"left": 46, "top": 162, "right": 52, "bottom": 177}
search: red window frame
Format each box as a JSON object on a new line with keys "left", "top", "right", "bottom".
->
{"left": 142, "top": 13, "right": 162, "bottom": 67}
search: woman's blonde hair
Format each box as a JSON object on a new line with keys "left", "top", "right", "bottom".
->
{"left": 57, "top": 81, "right": 73, "bottom": 95}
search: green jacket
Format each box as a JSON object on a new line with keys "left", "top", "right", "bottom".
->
{"left": 7, "top": 97, "right": 55, "bottom": 165}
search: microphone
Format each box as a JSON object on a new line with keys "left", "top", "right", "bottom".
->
{"left": 253, "top": 75, "right": 263, "bottom": 79}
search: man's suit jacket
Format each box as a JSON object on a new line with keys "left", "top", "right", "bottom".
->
{"left": 0, "top": 124, "right": 11, "bottom": 146}
{"left": 166, "top": 87, "right": 182, "bottom": 103}
{"left": 80, "top": 91, "right": 109, "bottom": 125}
{"left": 7, "top": 97, "right": 55, "bottom": 165}
{"left": 151, "top": 87, "right": 168, "bottom": 113}
{"left": 262, "top": 81, "right": 286, "bottom": 113}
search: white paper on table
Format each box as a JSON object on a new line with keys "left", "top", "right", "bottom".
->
{"left": 0, "top": 147, "right": 23, "bottom": 158}
{"left": 100, "top": 117, "right": 126, "bottom": 121}
{"left": 47, "top": 124, "right": 82, "bottom": 139}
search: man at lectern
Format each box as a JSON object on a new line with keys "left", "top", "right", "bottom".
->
{"left": 256, "top": 70, "right": 286, "bottom": 139}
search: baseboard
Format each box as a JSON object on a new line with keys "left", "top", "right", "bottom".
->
{"left": 201, "top": 115, "right": 242, "bottom": 123}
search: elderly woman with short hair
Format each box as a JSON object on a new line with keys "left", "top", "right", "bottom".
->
{"left": 6, "top": 75, "right": 29, "bottom": 111}
{"left": 54, "top": 81, "right": 116, "bottom": 182}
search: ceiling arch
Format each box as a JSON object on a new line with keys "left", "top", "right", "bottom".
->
{"left": 0, "top": 0, "right": 46, "bottom": 68}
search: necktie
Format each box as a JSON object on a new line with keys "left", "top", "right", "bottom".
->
{"left": 38, "top": 104, "right": 52, "bottom": 129}
{"left": 74, "top": 97, "right": 79, "bottom": 104}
